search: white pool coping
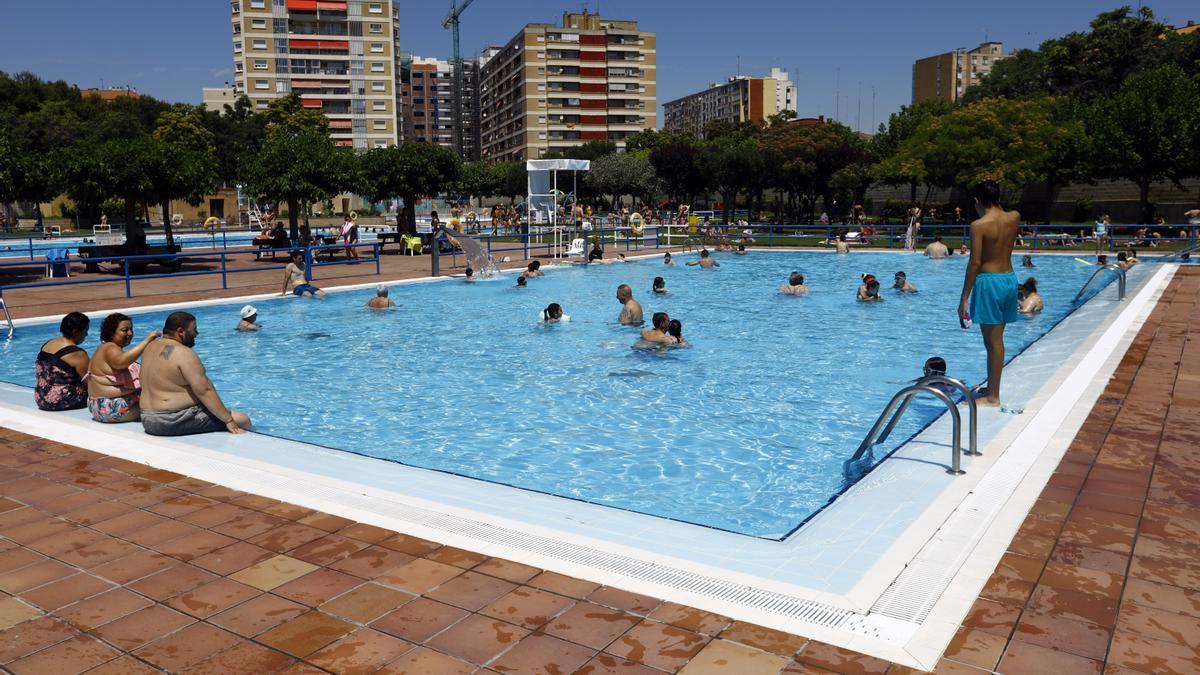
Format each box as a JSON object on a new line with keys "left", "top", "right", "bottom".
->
{"left": 0, "top": 252, "right": 1175, "bottom": 669}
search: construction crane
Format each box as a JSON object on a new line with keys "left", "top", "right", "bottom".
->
{"left": 442, "top": 0, "right": 476, "bottom": 159}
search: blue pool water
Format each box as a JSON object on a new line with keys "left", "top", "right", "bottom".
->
{"left": 0, "top": 251, "right": 1113, "bottom": 537}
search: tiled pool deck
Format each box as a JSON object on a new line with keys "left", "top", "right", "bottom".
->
{"left": 0, "top": 267, "right": 1196, "bottom": 674}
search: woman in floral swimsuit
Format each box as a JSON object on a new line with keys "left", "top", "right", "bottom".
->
{"left": 34, "top": 312, "right": 91, "bottom": 411}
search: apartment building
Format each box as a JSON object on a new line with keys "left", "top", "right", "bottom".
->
{"left": 911, "top": 42, "right": 1008, "bottom": 104}
{"left": 229, "top": 0, "right": 401, "bottom": 148}
{"left": 663, "top": 68, "right": 796, "bottom": 137}
{"left": 398, "top": 53, "right": 486, "bottom": 160}
{"left": 478, "top": 11, "right": 657, "bottom": 162}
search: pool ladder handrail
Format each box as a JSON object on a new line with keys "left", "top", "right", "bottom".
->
{"left": 844, "top": 375, "right": 979, "bottom": 476}
{"left": 1161, "top": 242, "right": 1200, "bottom": 261}
{"left": 0, "top": 296, "right": 12, "bottom": 339}
{"left": 1072, "top": 263, "right": 1126, "bottom": 303}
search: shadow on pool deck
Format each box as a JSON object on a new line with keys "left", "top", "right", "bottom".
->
{"left": 0, "top": 267, "right": 1196, "bottom": 673}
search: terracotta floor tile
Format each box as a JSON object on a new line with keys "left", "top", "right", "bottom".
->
{"left": 336, "top": 522, "right": 396, "bottom": 545}
{"left": 92, "top": 605, "right": 194, "bottom": 651}
{"left": 195, "top": 484, "right": 246, "bottom": 502}
{"left": 166, "top": 578, "right": 262, "bottom": 619}
{"left": 607, "top": 619, "right": 709, "bottom": 671}
{"left": 133, "top": 621, "right": 241, "bottom": 671}
{"left": 424, "top": 545, "right": 488, "bottom": 569}
{"left": 1123, "top": 577, "right": 1200, "bottom": 618}
{"left": 287, "top": 534, "right": 369, "bottom": 566}
{"left": 64, "top": 501, "right": 138, "bottom": 529}
{"left": 1107, "top": 629, "right": 1200, "bottom": 674}
{"left": 491, "top": 631, "right": 597, "bottom": 674}
{"left": 543, "top": 601, "right": 641, "bottom": 651}
{"left": 141, "top": 469, "right": 187, "bottom": 484}
{"left": 0, "top": 596, "right": 41, "bottom": 631}
{"left": 994, "top": 552, "right": 1047, "bottom": 583}
{"left": 320, "top": 581, "right": 413, "bottom": 623}
{"left": 190, "top": 541, "right": 276, "bottom": 576}
{"left": 960, "top": 598, "right": 1021, "bottom": 638}
{"left": 20, "top": 572, "right": 113, "bottom": 611}
{"left": 1012, "top": 609, "right": 1110, "bottom": 660}
{"left": 256, "top": 609, "right": 357, "bottom": 658}
{"left": 327, "top": 544, "right": 415, "bottom": 579}
{"left": 996, "top": 639, "right": 1103, "bottom": 674}
{"left": 82, "top": 654, "right": 162, "bottom": 675}
{"left": 126, "top": 519, "right": 208, "bottom": 548}
{"left": 426, "top": 570, "right": 517, "bottom": 612}
{"left": 576, "top": 652, "right": 663, "bottom": 675}
{"left": 88, "top": 548, "right": 175, "bottom": 585}
{"left": 375, "top": 558, "right": 465, "bottom": 594}
{"left": 1116, "top": 602, "right": 1200, "bottom": 647}
{"left": 1051, "top": 542, "right": 1131, "bottom": 575}
{"left": 0, "top": 615, "right": 77, "bottom": 663}
{"left": 153, "top": 529, "right": 238, "bottom": 562}
{"left": 126, "top": 563, "right": 219, "bottom": 601}
{"left": 794, "top": 641, "right": 892, "bottom": 675}
{"left": 145, "top": 494, "right": 217, "bottom": 519}
{"left": 209, "top": 593, "right": 307, "bottom": 638}
{"left": 1129, "top": 552, "right": 1200, "bottom": 589}
{"left": 178, "top": 639, "right": 294, "bottom": 675}
{"left": 375, "top": 645, "right": 473, "bottom": 675}
{"left": 0, "top": 548, "right": 44, "bottom": 575}
{"left": 1075, "top": 492, "right": 1144, "bottom": 517}
{"left": 261, "top": 501, "right": 314, "bottom": 521}
{"left": 59, "top": 537, "right": 140, "bottom": 569}
{"left": 473, "top": 558, "right": 541, "bottom": 584}
{"left": 717, "top": 620, "right": 808, "bottom": 657}
{"left": 0, "top": 558, "right": 75, "bottom": 594}
{"left": 271, "top": 568, "right": 364, "bottom": 606}
{"left": 210, "top": 511, "right": 290, "bottom": 539}
{"left": 306, "top": 627, "right": 413, "bottom": 673}
{"left": 228, "top": 554, "right": 319, "bottom": 591}
{"left": 6, "top": 633, "right": 120, "bottom": 675}
{"left": 248, "top": 523, "right": 329, "bottom": 553}
{"left": 298, "top": 512, "right": 356, "bottom": 533}
{"left": 378, "top": 533, "right": 445, "bottom": 557}
{"left": 1059, "top": 521, "right": 1137, "bottom": 554}
{"left": 427, "top": 613, "right": 529, "bottom": 665}
{"left": 677, "top": 638, "right": 790, "bottom": 674}
{"left": 177, "top": 502, "right": 253, "bottom": 529}
{"left": 370, "top": 597, "right": 470, "bottom": 643}
{"left": 940, "top": 628, "right": 1007, "bottom": 670}
{"left": 1039, "top": 561, "right": 1125, "bottom": 600}
{"left": 527, "top": 571, "right": 602, "bottom": 599}
{"left": 587, "top": 587, "right": 662, "bottom": 615}
{"left": 647, "top": 602, "right": 732, "bottom": 637}
{"left": 978, "top": 574, "right": 1036, "bottom": 606}
{"left": 90, "top": 509, "right": 170, "bottom": 538}
{"left": 482, "top": 586, "right": 577, "bottom": 630}
{"left": 55, "top": 588, "right": 153, "bottom": 630}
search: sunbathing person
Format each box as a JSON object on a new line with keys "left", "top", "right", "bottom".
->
{"left": 88, "top": 313, "right": 160, "bottom": 424}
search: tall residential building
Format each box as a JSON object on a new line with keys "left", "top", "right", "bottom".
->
{"left": 912, "top": 42, "right": 1007, "bottom": 104}
{"left": 399, "top": 53, "right": 485, "bottom": 160}
{"left": 229, "top": 0, "right": 401, "bottom": 149}
{"left": 662, "top": 68, "right": 796, "bottom": 137}
{"left": 201, "top": 85, "right": 238, "bottom": 110}
{"left": 478, "top": 11, "right": 657, "bottom": 162}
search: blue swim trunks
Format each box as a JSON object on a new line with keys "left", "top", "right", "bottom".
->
{"left": 970, "top": 271, "right": 1018, "bottom": 325}
{"left": 293, "top": 284, "right": 321, "bottom": 297}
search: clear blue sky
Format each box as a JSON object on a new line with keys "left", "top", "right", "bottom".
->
{"left": 3, "top": 1, "right": 1195, "bottom": 131}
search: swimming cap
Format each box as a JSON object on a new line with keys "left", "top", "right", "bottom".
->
{"left": 240, "top": 305, "right": 256, "bottom": 319}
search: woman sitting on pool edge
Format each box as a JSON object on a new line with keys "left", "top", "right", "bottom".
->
{"left": 281, "top": 251, "right": 326, "bottom": 298}
{"left": 857, "top": 274, "right": 882, "bottom": 302}
{"left": 34, "top": 312, "right": 91, "bottom": 411}
{"left": 87, "top": 313, "right": 160, "bottom": 424}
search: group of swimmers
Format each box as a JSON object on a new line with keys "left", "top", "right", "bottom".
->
{"left": 35, "top": 311, "right": 252, "bottom": 436}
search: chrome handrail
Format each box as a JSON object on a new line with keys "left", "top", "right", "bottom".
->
{"left": 844, "top": 383, "right": 965, "bottom": 476}
{"left": 877, "top": 375, "right": 979, "bottom": 457}
{"left": 1161, "top": 243, "right": 1200, "bottom": 261}
{"left": 1072, "top": 263, "right": 1126, "bottom": 303}
{"left": 0, "top": 296, "right": 13, "bottom": 339}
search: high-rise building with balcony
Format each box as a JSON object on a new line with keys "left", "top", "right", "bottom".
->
{"left": 478, "top": 11, "right": 656, "bottom": 162}
{"left": 229, "top": 0, "right": 401, "bottom": 149}
{"left": 662, "top": 68, "right": 796, "bottom": 138}
{"left": 399, "top": 53, "right": 487, "bottom": 160}
{"left": 912, "top": 42, "right": 1007, "bottom": 104}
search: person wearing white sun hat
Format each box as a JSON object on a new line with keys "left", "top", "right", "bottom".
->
{"left": 236, "top": 306, "right": 260, "bottom": 332}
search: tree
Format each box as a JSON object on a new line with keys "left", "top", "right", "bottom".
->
{"left": 649, "top": 140, "right": 704, "bottom": 207}
{"left": 203, "top": 95, "right": 266, "bottom": 186}
{"left": 153, "top": 105, "right": 220, "bottom": 244}
{"left": 699, "top": 137, "right": 763, "bottom": 223}
{"left": 585, "top": 151, "right": 658, "bottom": 208}
{"left": 543, "top": 140, "right": 617, "bottom": 162}
{"left": 57, "top": 137, "right": 166, "bottom": 248}
{"left": 1088, "top": 64, "right": 1200, "bottom": 222}
{"left": 241, "top": 127, "right": 353, "bottom": 238}
{"left": 872, "top": 99, "right": 953, "bottom": 203}
{"left": 358, "top": 143, "right": 462, "bottom": 234}
{"left": 450, "top": 161, "right": 504, "bottom": 205}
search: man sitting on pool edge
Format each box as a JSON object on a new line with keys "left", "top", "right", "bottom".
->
{"left": 140, "top": 311, "right": 252, "bottom": 436}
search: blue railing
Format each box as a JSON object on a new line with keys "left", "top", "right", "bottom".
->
{"left": 0, "top": 242, "right": 381, "bottom": 302}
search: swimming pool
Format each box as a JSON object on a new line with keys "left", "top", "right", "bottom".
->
{"left": 0, "top": 251, "right": 1114, "bottom": 537}
{"left": 0, "top": 229, "right": 385, "bottom": 259}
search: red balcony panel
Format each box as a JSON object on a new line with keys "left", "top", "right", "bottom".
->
{"left": 292, "top": 80, "right": 323, "bottom": 89}
{"left": 579, "top": 50, "right": 606, "bottom": 62}
{"left": 581, "top": 115, "right": 606, "bottom": 125}
{"left": 580, "top": 35, "right": 606, "bottom": 45}
{"left": 580, "top": 99, "right": 607, "bottom": 110}
{"left": 323, "top": 80, "right": 350, "bottom": 88}
{"left": 581, "top": 131, "right": 608, "bottom": 141}
{"left": 329, "top": 119, "right": 353, "bottom": 129}
{"left": 580, "top": 82, "right": 606, "bottom": 93}
{"left": 301, "top": 98, "right": 323, "bottom": 108}
{"left": 580, "top": 67, "right": 606, "bottom": 77}
{"left": 289, "top": 38, "right": 320, "bottom": 49}
{"left": 288, "top": 0, "right": 318, "bottom": 10}
{"left": 315, "top": 1, "right": 347, "bottom": 9}
{"left": 335, "top": 139, "right": 354, "bottom": 147}
{"left": 320, "top": 40, "right": 349, "bottom": 50}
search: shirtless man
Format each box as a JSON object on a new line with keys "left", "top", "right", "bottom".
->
{"left": 140, "top": 312, "right": 252, "bottom": 436}
{"left": 616, "top": 284, "right": 643, "bottom": 325}
{"left": 958, "top": 180, "right": 1020, "bottom": 407}
{"left": 366, "top": 285, "right": 395, "bottom": 309}
{"left": 686, "top": 249, "right": 720, "bottom": 269}
{"left": 924, "top": 236, "right": 949, "bottom": 259}
{"left": 639, "top": 312, "right": 676, "bottom": 345}
{"left": 779, "top": 271, "right": 809, "bottom": 295}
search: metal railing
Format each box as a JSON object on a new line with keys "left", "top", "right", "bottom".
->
{"left": 0, "top": 296, "right": 12, "bottom": 339}
{"left": 1072, "top": 264, "right": 1126, "bottom": 303}
{"left": 845, "top": 375, "right": 979, "bottom": 476}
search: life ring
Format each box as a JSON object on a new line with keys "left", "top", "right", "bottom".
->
{"left": 630, "top": 213, "right": 644, "bottom": 235}
{"left": 171, "top": 213, "right": 183, "bottom": 227}
{"left": 466, "top": 211, "right": 477, "bottom": 220}
{"left": 349, "top": 211, "right": 358, "bottom": 221}
{"left": 203, "top": 216, "right": 220, "bottom": 229}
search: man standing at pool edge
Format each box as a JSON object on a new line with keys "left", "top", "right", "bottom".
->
{"left": 958, "top": 180, "right": 1019, "bottom": 407}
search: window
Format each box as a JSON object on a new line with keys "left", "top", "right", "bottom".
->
{"left": 370, "top": 62, "right": 385, "bottom": 72}
{"left": 235, "top": 63, "right": 244, "bottom": 73}
{"left": 538, "top": 116, "right": 546, "bottom": 123}
{"left": 254, "top": 60, "right": 268, "bottom": 70}
{"left": 370, "top": 43, "right": 384, "bottom": 53}
{"left": 368, "top": 3, "right": 382, "bottom": 13}
{"left": 252, "top": 39, "right": 267, "bottom": 50}
{"left": 373, "top": 100, "right": 387, "bottom": 110}
{"left": 373, "top": 120, "right": 387, "bottom": 129}
{"left": 369, "top": 23, "right": 382, "bottom": 33}
{"left": 255, "top": 99, "right": 269, "bottom": 109}
{"left": 276, "top": 80, "right": 290, "bottom": 93}
{"left": 251, "top": 18, "right": 266, "bottom": 29}
{"left": 250, "top": 0, "right": 265, "bottom": 7}
{"left": 371, "top": 81, "right": 385, "bottom": 91}
{"left": 538, "top": 132, "right": 547, "bottom": 139}
{"left": 254, "top": 79, "right": 268, "bottom": 89}
{"left": 374, "top": 140, "right": 388, "bottom": 148}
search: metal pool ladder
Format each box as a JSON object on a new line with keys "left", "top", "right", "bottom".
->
{"left": 0, "top": 296, "right": 12, "bottom": 339}
{"left": 1073, "top": 264, "right": 1126, "bottom": 303}
{"left": 844, "top": 375, "right": 979, "bottom": 476}
{"left": 1161, "top": 243, "right": 1199, "bottom": 262}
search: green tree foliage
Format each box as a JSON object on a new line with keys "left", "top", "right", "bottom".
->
{"left": 203, "top": 96, "right": 266, "bottom": 186}
{"left": 584, "top": 151, "right": 658, "bottom": 207}
{"left": 1087, "top": 64, "right": 1200, "bottom": 222}
{"left": 450, "top": 161, "right": 504, "bottom": 203}
{"left": 543, "top": 140, "right": 617, "bottom": 162}
{"left": 699, "top": 137, "right": 763, "bottom": 223}
{"left": 241, "top": 127, "right": 354, "bottom": 238}
{"left": 871, "top": 99, "right": 953, "bottom": 202}
{"left": 358, "top": 143, "right": 462, "bottom": 234}
{"left": 152, "top": 105, "right": 221, "bottom": 243}
{"left": 649, "top": 140, "right": 704, "bottom": 206}
{"left": 57, "top": 137, "right": 167, "bottom": 247}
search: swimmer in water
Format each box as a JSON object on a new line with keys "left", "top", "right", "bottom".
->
{"left": 366, "top": 285, "right": 396, "bottom": 309}
{"left": 464, "top": 267, "right": 475, "bottom": 282}
{"left": 525, "top": 260, "right": 545, "bottom": 277}
{"left": 516, "top": 275, "right": 527, "bottom": 288}
{"left": 893, "top": 271, "right": 918, "bottom": 293}
{"left": 735, "top": 244, "right": 747, "bottom": 255}
{"left": 686, "top": 249, "right": 720, "bottom": 269}
{"left": 616, "top": 284, "right": 643, "bottom": 325}
{"left": 668, "top": 319, "right": 687, "bottom": 346}
{"left": 541, "top": 303, "right": 566, "bottom": 322}
{"left": 779, "top": 271, "right": 808, "bottom": 295}
{"left": 857, "top": 274, "right": 882, "bottom": 302}
{"left": 663, "top": 252, "right": 675, "bottom": 266}
{"left": 652, "top": 276, "right": 669, "bottom": 294}
{"left": 836, "top": 234, "right": 850, "bottom": 255}
{"left": 1021, "top": 255, "right": 1034, "bottom": 268}
{"left": 1017, "top": 277, "right": 1043, "bottom": 314}
{"left": 639, "top": 312, "right": 676, "bottom": 345}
